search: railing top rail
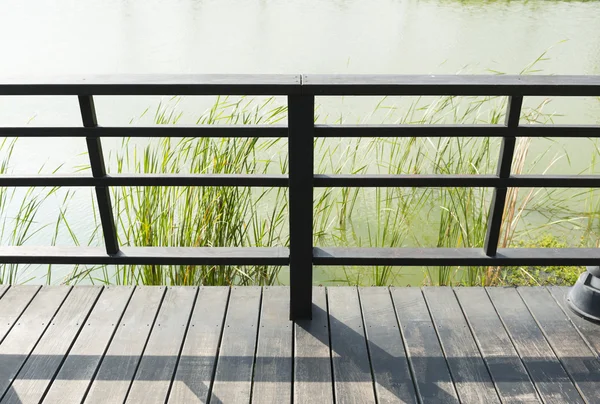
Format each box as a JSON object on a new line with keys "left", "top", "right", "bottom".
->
{"left": 302, "top": 74, "right": 600, "bottom": 96}
{"left": 0, "top": 74, "right": 302, "bottom": 96}
{"left": 1, "top": 74, "right": 599, "bottom": 96}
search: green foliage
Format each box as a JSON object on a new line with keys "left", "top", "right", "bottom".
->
{"left": 497, "top": 235, "right": 585, "bottom": 286}
{"left": 69, "top": 96, "right": 289, "bottom": 286}
{"left": 0, "top": 138, "right": 64, "bottom": 284}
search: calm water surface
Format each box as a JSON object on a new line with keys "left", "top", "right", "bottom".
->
{"left": 0, "top": 0, "right": 599, "bottom": 284}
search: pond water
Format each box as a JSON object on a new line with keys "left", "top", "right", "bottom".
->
{"left": 0, "top": 0, "right": 599, "bottom": 285}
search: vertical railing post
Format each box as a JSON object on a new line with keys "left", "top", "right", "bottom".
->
{"left": 78, "top": 95, "right": 120, "bottom": 255}
{"left": 484, "top": 95, "right": 524, "bottom": 256}
{"left": 288, "top": 94, "right": 314, "bottom": 320}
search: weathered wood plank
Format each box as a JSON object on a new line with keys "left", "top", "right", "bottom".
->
{"left": 423, "top": 287, "right": 500, "bottom": 403}
{"left": 302, "top": 74, "right": 600, "bottom": 96}
{"left": 487, "top": 287, "right": 584, "bottom": 403}
{"left": 0, "top": 174, "right": 288, "bottom": 188}
{"left": 0, "top": 286, "right": 40, "bottom": 343}
{"left": 252, "top": 287, "right": 292, "bottom": 404}
{"left": 126, "top": 287, "right": 197, "bottom": 404}
{"left": 210, "top": 286, "right": 261, "bottom": 403}
{"left": 313, "top": 124, "right": 600, "bottom": 139}
{"left": 167, "top": 287, "right": 229, "bottom": 403}
{"left": 169, "top": 287, "right": 229, "bottom": 403}
{"left": 0, "top": 286, "right": 70, "bottom": 399}
{"left": 547, "top": 286, "right": 600, "bottom": 355}
{"left": 0, "top": 285, "right": 595, "bottom": 404}
{"left": 2, "top": 286, "right": 102, "bottom": 404}
{"left": 314, "top": 174, "right": 600, "bottom": 189}
{"left": 42, "top": 286, "right": 134, "bottom": 404}
{"left": 0, "top": 246, "right": 288, "bottom": 266}
{"left": 454, "top": 287, "right": 540, "bottom": 403}
{"left": 294, "top": 287, "right": 333, "bottom": 404}
{"left": 313, "top": 247, "right": 600, "bottom": 267}
{"left": 0, "top": 74, "right": 302, "bottom": 95}
{"left": 518, "top": 287, "right": 600, "bottom": 403}
{"left": 328, "top": 287, "right": 376, "bottom": 404}
{"left": 359, "top": 287, "right": 418, "bottom": 404}
{"left": 83, "top": 286, "right": 165, "bottom": 404}
{"left": 0, "top": 126, "right": 288, "bottom": 139}
{"left": 390, "top": 287, "right": 459, "bottom": 404}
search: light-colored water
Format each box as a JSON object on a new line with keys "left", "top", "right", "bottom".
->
{"left": 0, "top": 0, "right": 599, "bottom": 284}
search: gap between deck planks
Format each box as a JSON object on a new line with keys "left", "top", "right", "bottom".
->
{"left": 0, "top": 286, "right": 598, "bottom": 404}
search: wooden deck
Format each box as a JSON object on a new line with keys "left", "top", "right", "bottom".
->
{"left": 0, "top": 286, "right": 599, "bottom": 403}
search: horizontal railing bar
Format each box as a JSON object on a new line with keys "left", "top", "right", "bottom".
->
{"left": 3, "top": 125, "right": 599, "bottom": 139}
{"left": 313, "top": 247, "right": 600, "bottom": 266}
{"left": 517, "top": 125, "right": 600, "bottom": 137}
{"left": 0, "top": 246, "right": 289, "bottom": 265}
{"left": 313, "top": 174, "right": 600, "bottom": 188}
{"left": 2, "top": 174, "right": 600, "bottom": 188}
{"left": 2, "top": 245, "right": 599, "bottom": 266}
{"left": 303, "top": 74, "right": 600, "bottom": 96}
{"left": 0, "top": 125, "right": 289, "bottom": 138}
{"left": 314, "top": 174, "right": 495, "bottom": 187}
{"left": 0, "top": 174, "right": 288, "bottom": 187}
{"left": 2, "top": 75, "right": 598, "bottom": 96}
{"left": 315, "top": 125, "right": 508, "bottom": 137}
{"left": 315, "top": 124, "right": 600, "bottom": 138}
{"left": 0, "top": 74, "right": 302, "bottom": 95}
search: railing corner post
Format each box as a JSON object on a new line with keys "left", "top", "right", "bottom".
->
{"left": 288, "top": 94, "right": 314, "bottom": 320}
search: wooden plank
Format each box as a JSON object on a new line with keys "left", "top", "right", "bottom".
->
{"left": 0, "top": 286, "right": 40, "bottom": 343}
{"left": 5, "top": 173, "right": 600, "bottom": 190}
{"left": 358, "top": 287, "right": 418, "bottom": 404}
{"left": 302, "top": 74, "right": 600, "bottom": 96}
{"left": 2, "top": 286, "right": 102, "bottom": 404}
{"left": 210, "top": 286, "right": 261, "bottom": 403}
{"left": 390, "top": 287, "right": 459, "bottom": 404}
{"left": 454, "top": 287, "right": 540, "bottom": 403}
{"left": 0, "top": 174, "right": 288, "bottom": 188}
{"left": 487, "top": 287, "right": 584, "bottom": 403}
{"left": 313, "top": 174, "right": 600, "bottom": 188}
{"left": 313, "top": 247, "right": 600, "bottom": 267}
{"left": 83, "top": 286, "right": 165, "bottom": 404}
{"left": 518, "top": 287, "right": 600, "bottom": 403}
{"left": 314, "top": 124, "right": 600, "bottom": 139}
{"left": 0, "top": 246, "right": 288, "bottom": 266}
{"left": 0, "top": 286, "right": 70, "bottom": 399}
{"left": 327, "top": 287, "right": 376, "bottom": 403}
{"left": 3, "top": 74, "right": 600, "bottom": 96}
{"left": 167, "top": 287, "right": 229, "bottom": 403}
{"left": 294, "top": 287, "right": 333, "bottom": 404}
{"left": 423, "top": 287, "right": 500, "bottom": 403}
{"left": 252, "top": 287, "right": 293, "bottom": 403}
{"left": 547, "top": 286, "right": 600, "bottom": 355}
{"left": 2, "top": 123, "right": 598, "bottom": 140}
{"left": 126, "top": 287, "right": 197, "bottom": 404}
{"left": 42, "top": 286, "right": 134, "bottom": 404}
{"left": 0, "top": 125, "right": 289, "bottom": 138}
{"left": 314, "top": 124, "right": 508, "bottom": 138}
{"left": 0, "top": 74, "right": 302, "bottom": 95}
{"left": 7, "top": 172, "right": 592, "bottom": 190}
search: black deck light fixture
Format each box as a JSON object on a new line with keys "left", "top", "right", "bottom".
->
{"left": 567, "top": 267, "right": 600, "bottom": 322}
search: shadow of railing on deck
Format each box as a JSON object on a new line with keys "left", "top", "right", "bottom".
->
{"left": 1, "top": 304, "right": 595, "bottom": 403}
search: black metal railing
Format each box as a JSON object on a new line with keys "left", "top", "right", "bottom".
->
{"left": 1, "top": 74, "right": 600, "bottom": 319}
